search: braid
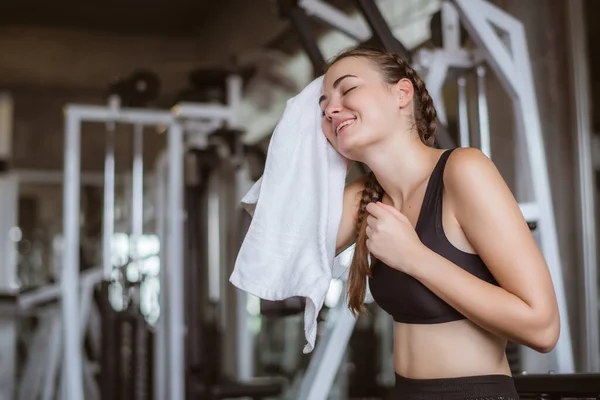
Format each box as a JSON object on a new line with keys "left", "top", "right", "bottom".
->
{"left": 391, "top": 54, "right": 438, "bottom": 146}
{"left": 347, "top": 171, "right": 384, "bottom": 316}
{"left": 355, "top": 172, "right": 383, "bottom": 238}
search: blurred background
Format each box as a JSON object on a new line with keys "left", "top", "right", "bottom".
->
{"left": 0, "top": 0, "right": 599, "bottom": 399}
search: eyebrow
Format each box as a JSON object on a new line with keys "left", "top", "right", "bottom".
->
{"left": 319, "top": 74, "right": 357, "bottom": 105}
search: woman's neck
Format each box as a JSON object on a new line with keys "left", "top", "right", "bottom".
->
{"left": 360, "top": 134, "right": 440, "bottom": 208}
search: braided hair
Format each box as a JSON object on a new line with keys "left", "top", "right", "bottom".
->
{"left": 325, "top": 47, "right": 438, "bottom": 316}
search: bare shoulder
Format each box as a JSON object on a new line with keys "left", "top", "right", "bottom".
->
{"left": 444, "top": 147, "right": 516, "bottom": 215}
{"left": 444, "top": 147, "right": 498, "bottom": 187}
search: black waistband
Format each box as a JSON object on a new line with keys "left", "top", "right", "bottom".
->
{"left": 392, "top": 373, "right": 519, "bottom": 399}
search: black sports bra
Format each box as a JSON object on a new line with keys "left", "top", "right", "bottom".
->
{"left": 367, "top": 149, "right": 499, "bottom": 324}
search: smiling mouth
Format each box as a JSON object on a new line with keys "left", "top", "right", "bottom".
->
{"left": 336, "top": 119, "right": 356, "bottom": 135}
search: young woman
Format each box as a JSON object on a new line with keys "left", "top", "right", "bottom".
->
{"left": 319, "top": 47, "right": 560, "bottom": 399}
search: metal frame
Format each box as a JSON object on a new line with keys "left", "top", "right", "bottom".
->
{"left": 61, "top": 108, "right": 179, "bottom": 399}
{"left": 61, "top": 72, "right": 241, "bottom": 399}
{"left": 299, "top": 0, "right": 370, "bottom": 43}
{"left": 233, "top": 166, "right": 256, "bottom": 381}
{"left": 62, "top": 108, "right": 186, "bottom": 399}
{"left": 165, "top": 122, "right": 185, "bottom": 400}
{"left": 0, "top": 174, "right": 18, "bottom": 293}
{"left": 297, "top": 0, "right": 576, "bottom": 397}
{"left": 153, "top": 151, "right": 168, "bottom": 400}
{"left": 566, "top": 0, "right": 599, "bottom": 373}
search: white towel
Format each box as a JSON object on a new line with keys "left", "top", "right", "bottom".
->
{"left": 229, "top": 76, "right": 348, "bottom": 353}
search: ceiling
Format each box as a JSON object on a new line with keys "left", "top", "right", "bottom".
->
{"left": 0, "top": 0, "right": 223, "bottom": 35}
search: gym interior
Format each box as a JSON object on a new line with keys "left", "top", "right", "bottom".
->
{"left": 1, "top": 0, "right": 600, "bottom": 399}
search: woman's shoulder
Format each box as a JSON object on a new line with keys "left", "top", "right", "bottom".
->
{"left": 444, "top": 147, "right": 507, "bottom": 200}
{"left": 445, "top": 147, "right": 496, "bottom": 180}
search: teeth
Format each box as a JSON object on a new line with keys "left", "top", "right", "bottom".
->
{"left": 336, "top": 119, "right": 355, "bottom": 134}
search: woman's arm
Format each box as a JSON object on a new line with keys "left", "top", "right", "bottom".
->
{"left": 336, "top": 174, "right": 368, "bottom": 255}
{"left": 409, "top": 148, "right": 560, "bottom": 353}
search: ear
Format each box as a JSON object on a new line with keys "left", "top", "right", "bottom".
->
{"left": 395, "top": 78, "right": 414, "bottom": 109}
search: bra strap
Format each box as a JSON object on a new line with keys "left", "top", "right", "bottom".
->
{"left": 419, "top": 149, "right": 456, "bottom": 229}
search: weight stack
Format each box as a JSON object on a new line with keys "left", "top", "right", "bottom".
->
{"left": 120, "top": 301, "right": 154, "bottom": 400}
{"left": 99, "top": 283, "right": 154, "bottom": 400}
{"left": 132, "top": 308, "right": 152, "bottom": 400}
{"left": 119, "top": 311, "right": 135, "bottom": 400}
{"left": 99, "top": 281, "right": 121, "bottom": 400}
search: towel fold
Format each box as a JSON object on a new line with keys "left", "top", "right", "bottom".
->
{"left": 229, "top": 76, "right": 348, "bottom": 353}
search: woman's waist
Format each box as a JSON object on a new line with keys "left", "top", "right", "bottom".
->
{"left": 392, "top": 320, "right": 511, "bottom": 379}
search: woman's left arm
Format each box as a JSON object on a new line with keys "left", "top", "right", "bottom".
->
{"left": 411, "top": 148, "right": 560, "bottom": 353}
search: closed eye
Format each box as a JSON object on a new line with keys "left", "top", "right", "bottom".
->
{"left": 320, "top": 87, "right": 357, "bottom": 117}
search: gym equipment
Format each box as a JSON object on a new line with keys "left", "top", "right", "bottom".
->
{"left": 60, "top": 65, "right": 285, "bottom": 399}
{"left": 0, "top": 158, "right": 17, "bottom": 399}
{"left": 276, "top": 0, "right": 456, "bottom": 150}
{"left": 63, "top": 99, "right": 189, "bottom": 400}
{"left": 179, "top": 121, "right": 283, "bottom": 399}
{"left": 62, "top": 69, "right": 245, "bottom": 397}
{"left": 0, "top": 292, "right": 17, "bottom": 399}
{"left": 513, "top": 374, "right": 600, "bottom": 399}
{"left": 107, "top": 69, "right": 161, "bottom": 108}
{"left": 17, "top": 266, "right": 103, "bottom": 400}
{"left": 566, "top": 0, "right": 599, "bottom": 373}
{"left": 276, "top": 0, "right": 589, "bottom": 398}
{"left": 99, "top": 280, "right": 153, "bottom": 400}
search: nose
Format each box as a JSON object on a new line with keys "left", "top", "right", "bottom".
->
{"left": 324, "top": 102, "right": 342, "bottom": 120}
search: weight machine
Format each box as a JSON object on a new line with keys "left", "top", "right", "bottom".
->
{"left": 275, "top": 0, "right": 593, "bottom": 398}
{"left": 60, "top": 66, "right": 286, "bottom": 400}
{"left": 59, "top": 70, "right": 244, "bottom": 400}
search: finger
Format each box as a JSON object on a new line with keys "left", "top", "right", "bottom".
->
{"left": 365, "top": 202, "right": 385, "bottom": 218}
{"left": 375, "top": 202, "right": 404, "bottom": 218}
{"left": 366, "top": 215, "right": 376, "bottom": 228}
{"left": 366, "top": 226, "right": 372, "bottom": 238}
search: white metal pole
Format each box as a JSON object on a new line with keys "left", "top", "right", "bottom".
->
{"left": 102, "top": 124, "right": 116, "bottom": 281}
{"left": 131, "top": 124, "right": 144, "bottom": 277}
{"left": 153, "top": 152, "right": 168, "bottom": 400}
{"left": 476, "top": 65, "right": 491, "bottom": 158}
{"left": 61, "top": 109, "right": 84, "bottom": 399}
{"left": 457, "top": 75, "right": 470, "bottom": 147}
{"left": 234, "top": 166, "right": 254, "bottom": 381}
{"left": 167, "top": 124, "right": 185, "bottom": 400}
{"left": 226, "top": 74, "right": 243, "bottom": 127}
{"left": 566, "top": 0, "right": 599, "bottom": 373}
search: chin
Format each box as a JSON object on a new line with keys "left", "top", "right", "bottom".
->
{"left": 336, "top": 131, "right": 375, "bottom": 161}
{"left": 336, "top": 138, "right": 366, "bottom": 161}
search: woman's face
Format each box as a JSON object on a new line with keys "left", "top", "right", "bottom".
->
{"left": 320, "top": 56, "right": 406, "bottom": 160}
